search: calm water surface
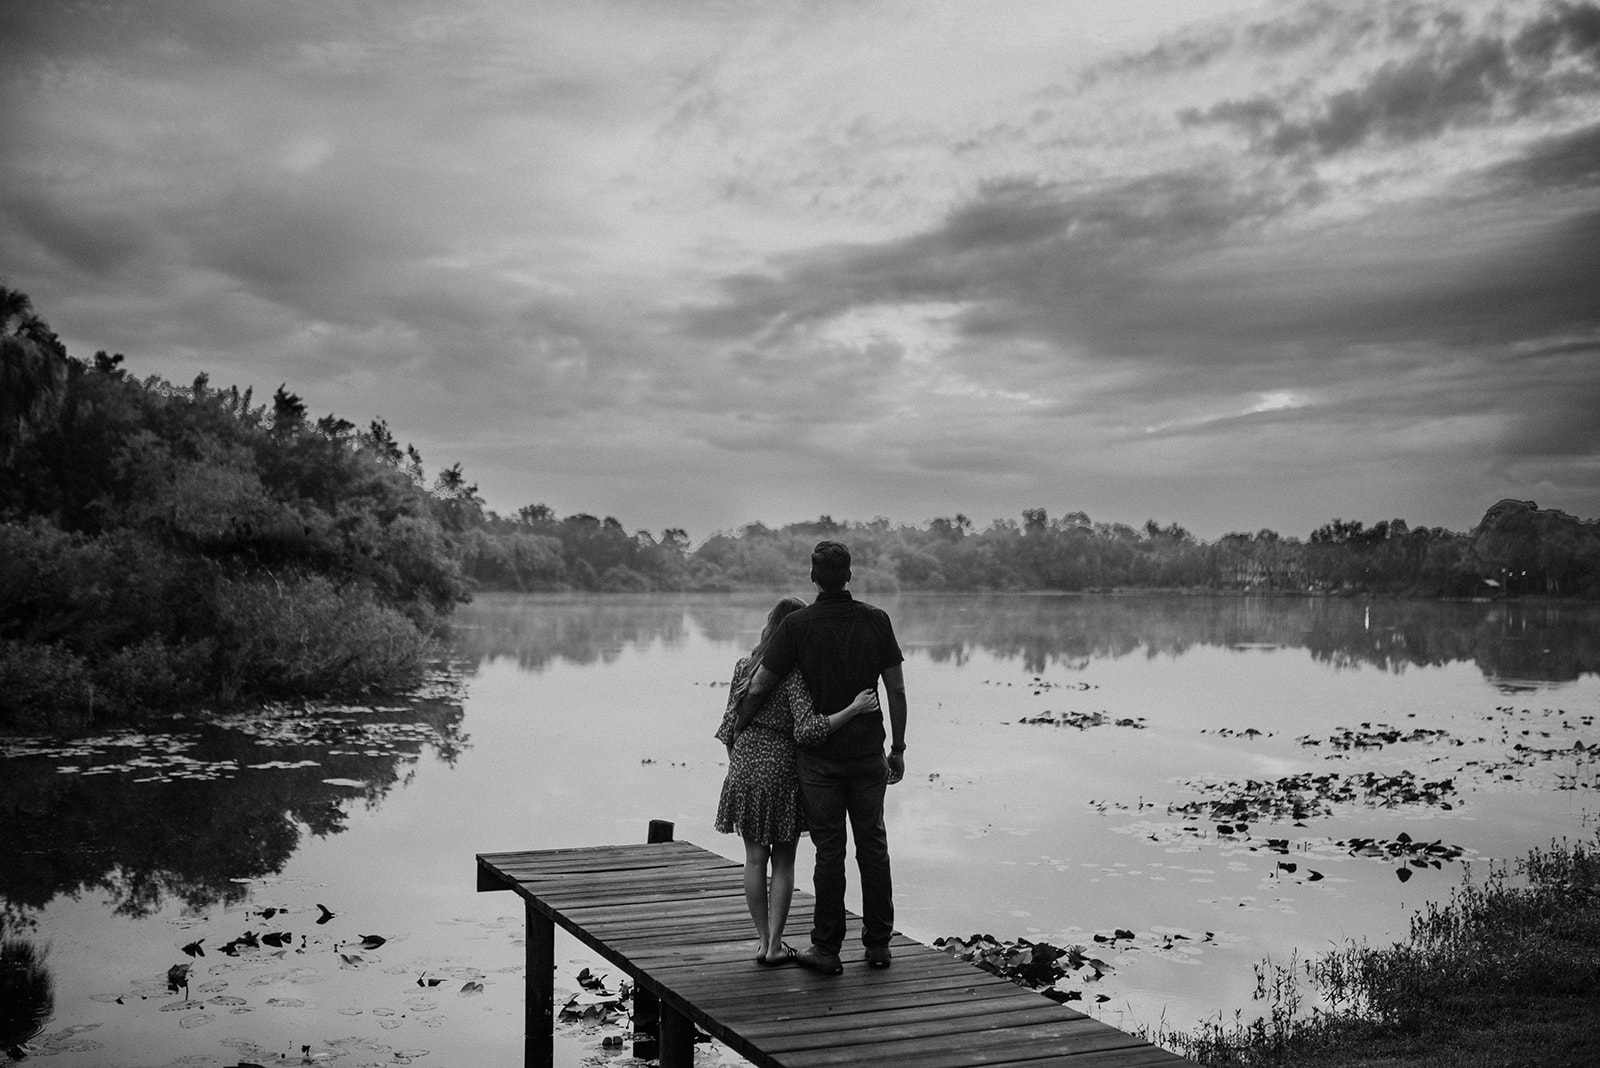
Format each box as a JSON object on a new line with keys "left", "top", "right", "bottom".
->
{"left": 4, "top": 593, "right": 1598, "bottom": 1066}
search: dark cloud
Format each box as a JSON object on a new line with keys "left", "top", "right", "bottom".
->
{"left": 1493, "top": 120, "right": 1600, "bottom": 189}
{"left": 1086, "top": 0, "right": 1431, "bottom": 85}
{"left": 1497, "top": 337, "right": 1600, "bottom": 457}
{"left": 679, "top": 168, "right": 1286, "bottom": 349}
{"left": 0, "top": 0, "right": 358, "bottom": 80}
{"left": 1, "top": 194, "right": 165, "bottom": 281}
{"left": 1181, "top": 1, "right": 1600, "bottom": 157}
{"left": 1090, "top": 22, "right": 1237, "bottom": 82}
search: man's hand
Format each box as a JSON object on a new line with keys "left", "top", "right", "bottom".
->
{"left": 732, "top": 664, "right": 781, "bottom": 732}
{"left": 887, "top": 749, "right": 905, "bottom": 785}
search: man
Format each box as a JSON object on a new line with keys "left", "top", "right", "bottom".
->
{"left": 732, "top": 540, "right": 907, "bottom": 975}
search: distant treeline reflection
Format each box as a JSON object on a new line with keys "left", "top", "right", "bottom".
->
{"left": 455, "top": 594, "right": 1600, "bottom": 686}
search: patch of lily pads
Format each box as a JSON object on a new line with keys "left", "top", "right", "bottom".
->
{"left": 213, "top": 705, "right": 444, "bottom": 754}
{"left": 1, "top": 732, "right": 244, "bottom": 783}
{"left": 1105, "top": 818, "right": 1475, "bottom": 884}
{"left": 1339, "top": 832, "right": 1467, "bottom": 882}
{"left": 984, "top": 677, "right": 1099, "bottom": 693}
{"left": 1015, "top": 710, "right": 1148, "bottom": 729}
{"left": 1299, "top": 722, "right": 1457, "bottom": 750}
{"left": 0, "top": 669, "right": 465, "bottom": 786}
{"left": 75, "top": 884, "right": 507, "bottom": 1057}
{"left": 935, "top": 926, "right": 1224, "bottom": 1005}
{"left": 1167, "top": 770, "right": 1459, "bottom": 826}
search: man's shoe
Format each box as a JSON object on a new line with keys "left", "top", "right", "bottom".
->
{"left": 795, "top": 945, "right": 844, "bottom": 975}
{"left": 864, "top": 943, "right": 892, "bottom": 969}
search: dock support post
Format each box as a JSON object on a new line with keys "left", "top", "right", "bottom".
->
{"left": 659, "top": 1003, "right": 696, "bottom": 1067}
{"left": 525, "top": 898, "right": 554, "bottom": 1068}
{"left": 632, "top": 819, "right": 675, "bottom": 1061}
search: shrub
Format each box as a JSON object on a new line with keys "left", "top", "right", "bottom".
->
{"left": 210, "top": 573, "right": 432, "bottom": 699}
{"left": 0, "top": 640, "right": 94, "bottom": 731}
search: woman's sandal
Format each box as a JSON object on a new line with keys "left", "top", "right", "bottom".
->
{"left": 756, "top": 943, "right": 798, "bottom": 966}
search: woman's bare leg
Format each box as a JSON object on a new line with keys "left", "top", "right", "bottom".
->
{"left": 763, "top": 839, "right": 798, "bottom": 961}
{"left": 742, "top": 839, "right": 772, "bottom": 951}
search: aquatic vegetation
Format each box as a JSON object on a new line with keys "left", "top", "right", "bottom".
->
{"left": 1339, "top": 833, "right": 1466, "bottom": 884}
{"left": 936, "top": 928, "right": 1227, "bottom": 1007}
{"left": 0, "top": 936, "right": 54, "bottom": 1056}
{"left": 1169, "top": 770, "right": 1459, "bottom": 826}
{"left": 64, "top": 879, "right": 506, "bottom": 1056}
{"left": 935, "top": 933, "right": 1112, "bottom": 1003}
{"left": 1144, "top": 834, "right": 1600, "bottom": 1064}
{"left": 1300, "top": 722, "right": 1457, "bottom": 750}
{"left": 1015, "top": 710, "right": 1148, "bottom": 729}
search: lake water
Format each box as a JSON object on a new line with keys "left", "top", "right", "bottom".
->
{"left": 4, "top": 592, "right": 1598, "bottom": 1067}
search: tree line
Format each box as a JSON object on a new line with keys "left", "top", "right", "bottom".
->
{"left": 4, "top": 284, "right": 1597, "bottom": 725}
{"left": 457, "top": 498, "right": 1599, "bottom": 600}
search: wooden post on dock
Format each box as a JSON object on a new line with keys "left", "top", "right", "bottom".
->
{"left": 525, "top": 898, "right": 555, "bottom": 1068}
{"left": 631, "top": 819, "right": 678, "bottom": 1063}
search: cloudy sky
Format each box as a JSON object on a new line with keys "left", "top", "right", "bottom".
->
{"left": 4, "top": 0, "right": 1598, "bottom": 541}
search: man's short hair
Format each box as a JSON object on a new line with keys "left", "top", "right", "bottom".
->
{"left": 810, "top": 540, "right": 851, "bottom": 591}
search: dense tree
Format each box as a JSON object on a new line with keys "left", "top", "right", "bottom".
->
{"left": 0, "top": 287, "right": 469, "bottom": 727}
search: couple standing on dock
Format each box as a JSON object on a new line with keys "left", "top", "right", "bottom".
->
{"left": 714, "top": 540, "right": 908, "bottom": 975}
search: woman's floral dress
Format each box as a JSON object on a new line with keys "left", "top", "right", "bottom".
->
{"left": 714, "top": 657, "right": 830, "bottom": 844}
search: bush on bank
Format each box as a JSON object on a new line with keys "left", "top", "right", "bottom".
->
{"left": 1, "top": 286, "right": 468, "bottom": 729}
{"left": 1150, "top": 835, "right": 1600, "bottom": 1066}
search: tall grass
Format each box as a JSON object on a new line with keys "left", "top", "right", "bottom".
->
{"left": 1146, "top": 835, "right": 1600, "bottom": 1066}
{"left": 0, "top": 936, "right": 53, "bottom": 1053}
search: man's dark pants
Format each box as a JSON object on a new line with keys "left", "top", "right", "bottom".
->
{"left": 797, "top": 751, "right": 893, "bottom": 953}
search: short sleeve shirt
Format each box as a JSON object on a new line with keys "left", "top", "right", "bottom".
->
{"left": 761, "top": 590, "right": 903, "bottom": 760}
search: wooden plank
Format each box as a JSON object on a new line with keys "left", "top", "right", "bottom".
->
{"left": 688, "top": 971, "right": 1025, "bottom": 1013}
{"left": 535, "top": 887, "right": 745, "bottom": 911}
{"left": 582, "top": 903, "right": 754, "bottom": 929}
{"left": 735, "top": 994, "right": 1062, "bottom": 1039}
{"left": 512, "top": 864, "right": 737, "bottom": 886}
{"left": 523, "top": 879, "right": 728, "bottom": 896}
{"left": 1020, "top": 1047, "right": 1190, "bottom": 1068}
{"left": 639, "top": 943, "right": 968, "bottom": 979}
{"left": 503, "top": 858, "right": 738, "bottom": 883}
{"left": 758, "top": 1004, "right": 1109, "bottom": 1052}
{"left": 775, "top": 1017, "right": 1146, "bottom": 1067}
{"left": 480, "top": 842, "right": 703, "bottom": 870}
{"left": 563, "top": 896, "right": 753, "bottom": 925}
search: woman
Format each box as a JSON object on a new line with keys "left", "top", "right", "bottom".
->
{"left": 715, "top": 595, "right": 879, "bottom": 965}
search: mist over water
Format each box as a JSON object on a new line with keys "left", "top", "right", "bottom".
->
{"left": 4, "top": 593, "right": 1596, "bottom": 1065}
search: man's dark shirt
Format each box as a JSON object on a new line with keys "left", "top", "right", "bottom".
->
{"left": 761, "top": 590, "right": 903, "bottom": 760}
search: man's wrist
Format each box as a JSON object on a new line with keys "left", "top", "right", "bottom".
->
{"left": 890, "top": 743, "right": 905, "bottom": 752}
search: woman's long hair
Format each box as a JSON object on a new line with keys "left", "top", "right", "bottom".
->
{"left": 738, "top": 595, "right": 805, "bottom": 692}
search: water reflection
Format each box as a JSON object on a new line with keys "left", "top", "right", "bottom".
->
{"left": 0, "top": 677, "right": 467, "bottom": 924}
{"left": 453, "top": 593, "right": 696, "bottom": 670}
{"left": 456, "top": 593, "right": 1600, "bottom": 685}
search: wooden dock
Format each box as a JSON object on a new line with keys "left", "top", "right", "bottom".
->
{"left": 476, "top": 829, "right": 1189, "bottom": 1067}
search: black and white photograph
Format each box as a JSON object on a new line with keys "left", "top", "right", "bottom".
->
{"left": 3, "top": 1, "right": 1599, "bottom": 1065}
